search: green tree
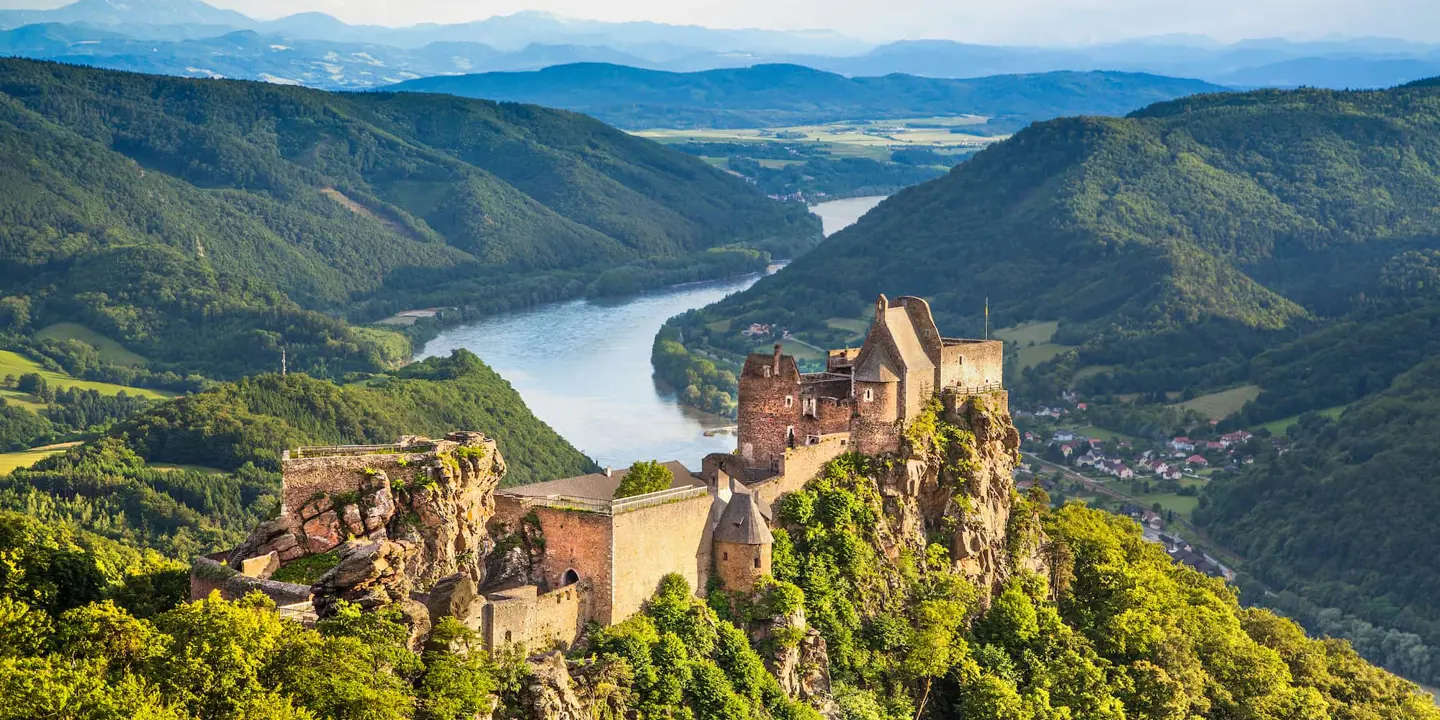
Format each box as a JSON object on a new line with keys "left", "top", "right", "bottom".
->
{"left": 614, "top": 460, "right": 674, "bottom": 499}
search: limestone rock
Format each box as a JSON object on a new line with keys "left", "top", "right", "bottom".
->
{"left": 759, "top": 604, "right": 837, "bottom": 716}
{"left": 240, "top": 551, "right": 280, "bottom": 580}
{"left": 342, "top": 503, "right": 365, "bottom": 537}
{"left": 427, "top": 573, "right": 480, "bottom": 623}
{"left": 311, "top": 539, "right": 413, "bottom": 618}
{"left": 517, "top": 651, "right": 587, "bottom": 720}
{"left": 397, "top": 598, "right": 432, "bottom": 652}
{"left": 303, "top": 510, "right": 342, "bottom": 554}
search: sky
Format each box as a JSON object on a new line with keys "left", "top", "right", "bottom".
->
{"left": 5, "top": 0, "right": 1440, "bottom": 45}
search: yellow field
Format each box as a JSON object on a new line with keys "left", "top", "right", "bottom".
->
{"left": 995, "top": 320, "right": 1059, "bottom": 346}
{"left": 705, "top": 319, "right": 732, "bottom": 334}
{"left": 1173, "top": 385, "right": 1262, "bottom": 421}
{"left": 0, "top": 350, "right": 172, "bottom": 401}
{"left": 34, "top": 323, "right": 147, "bottom": 366}
{"left": 0, "top": 441, "right": 80, "bottom": 475}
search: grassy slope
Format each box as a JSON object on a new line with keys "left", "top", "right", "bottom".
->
{"left": 0, "top": 350, "right": 172, "bottom": 400}
{"left": 0, "top": 58, "right": 816, "bottom": 379}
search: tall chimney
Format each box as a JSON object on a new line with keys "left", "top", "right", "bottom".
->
{"left": 604, "top": 467, "right": 613, "bottom": 478}
{"left": 772, "top": 343, "right": 782, "bottom": 374}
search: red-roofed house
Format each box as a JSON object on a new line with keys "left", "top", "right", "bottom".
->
{"left": 1186, "top": 455, "right": 1208, "bottom": 467}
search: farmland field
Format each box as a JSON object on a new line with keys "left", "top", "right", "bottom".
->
{"left": 1255, "top": 404, "right": 1349, "bottom": 436}
{"left": 0, "top": 441, "right": 80, "bottom": 475}
{"left": 0, "top": 350, "right": 173, "bottom": 400}
{"left": 33, "top": 323, "right": 147, "bottom": 366}
{"left": 1016, "top": 343, "right": 1074, "bottom": 370}
{"left": 1172, "top": 385, "right": 1262, "bottom": 421}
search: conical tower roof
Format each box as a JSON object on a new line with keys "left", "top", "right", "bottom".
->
{"left": 714, "top": 492, "right": 773, "bottom": 545}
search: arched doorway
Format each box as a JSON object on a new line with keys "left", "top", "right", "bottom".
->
{"left": 561, "top": 568, "right": 580, "bottom": 586}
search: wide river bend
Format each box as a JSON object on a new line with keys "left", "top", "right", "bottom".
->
{"left": 419, "top": 195, "right": 884, "bottom": 469}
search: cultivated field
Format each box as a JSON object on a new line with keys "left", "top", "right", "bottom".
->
{"left": 1173, "top": 385, "right": 1262, "bottom": 421}
{"left": 34, "top": 323, "right": 148, "bottom": 366}
{"left": 0, "top": 350, "right": 172, "bottom": 401}
{"left": 0, "top": 441, "right": 80, "bottom": 475}
{"left": 634, "top": 116, "right": 1006, "bottom": 160}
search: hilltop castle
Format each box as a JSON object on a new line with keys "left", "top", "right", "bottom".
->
{"left": 193, "top": 294, "right": 1004, "bottom": 653}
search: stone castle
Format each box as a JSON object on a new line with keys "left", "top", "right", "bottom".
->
{"left": 193, "top": 294, "right": 1007, "bottom": 654}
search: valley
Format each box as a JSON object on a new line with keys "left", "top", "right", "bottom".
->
{"left": 0, "top": 0, "right": 1437, "bottom": 716}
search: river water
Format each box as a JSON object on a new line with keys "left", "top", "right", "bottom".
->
{"left": 418, "top": 196, "right": 884, "bottom": 470}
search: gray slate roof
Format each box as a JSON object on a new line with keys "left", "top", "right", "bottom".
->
{"left": 714, "top": 492, "right": 774, "bottom": 545}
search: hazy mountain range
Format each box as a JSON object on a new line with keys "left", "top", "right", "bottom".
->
{"left": 4, "top": 0, "right": 1440, "bottom": 91}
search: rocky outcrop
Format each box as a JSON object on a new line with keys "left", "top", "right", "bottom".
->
{"left": 761, "top": 606, "right": 837, "bottom": 716}
{"left": 311, "top": 539, "right": 414, "bottom": 616}
{"left": 230, "top": 432, "right": 506, "bottom": 597}
{"left": 872, "top": 390, "right": 1039, "bottom": 600}
{"left": 516, "top": 651, "right": 588, "bottom": 720}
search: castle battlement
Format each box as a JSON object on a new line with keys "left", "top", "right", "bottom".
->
{"left": 735, "top": 294, "right": 1003, "bottom": 472}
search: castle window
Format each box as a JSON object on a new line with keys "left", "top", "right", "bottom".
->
{"left": 753, "top": 557, "right": 762, "bottom": 569}
{"left": 864, "top": 388, "right": 874, "bottom": 402}
{"left": 763, "top": 366, "right": 771, "bottom": 378}
{"left": 807, "top": 435, "right": 820, "bottom": 446}
{"left": 505, "top": 631, "right": 512, "bottom": 643}
{"left": 784, "top": 395, "right": 794, "bottom": 408}
{"left": 561, "top": 568, "right": 579, "bottom": 587}
{"left": 723, "top": 552, "right": 729, "bottom": 561}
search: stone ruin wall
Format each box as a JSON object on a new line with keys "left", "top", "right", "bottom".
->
{"left": 483, "top": 584, "right": 586, "bottom": 652}
{"left": 947, "top": 340, "right": 1004, "bottom": 389}
{"left": 608, "top": 490, "right": 715, "bottom": 624}
{"left": 737, "top": 362, "right": 802, "bottom": 470}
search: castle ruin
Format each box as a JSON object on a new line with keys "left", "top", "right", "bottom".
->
{"left": 193, "top": 294, "right": 1007, "bottom": 655}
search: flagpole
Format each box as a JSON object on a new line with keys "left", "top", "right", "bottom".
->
{"left": 985, "top": 297, "right": 989, "bottom": 340}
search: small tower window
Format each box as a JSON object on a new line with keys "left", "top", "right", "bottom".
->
{"left": 753, "top": 557, "right": 762, "bottom": 569}
{"left": 723, "top": 552, "right": 729, "bottom": 561}
{"left": 505, "top": 630, "right": 512, "bottom": 643}
{"left": 784, "top": 395, "right": 794, "bottom": 408}
{"left": 763, "top": 366, "right": 771, "bottom": 378}
{"left": 864, "top": 388, "right": 874, "bottom": 402}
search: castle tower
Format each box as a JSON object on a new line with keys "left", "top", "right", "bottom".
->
{"left": 713, "top": 491, "right": 773, "bottom": 592}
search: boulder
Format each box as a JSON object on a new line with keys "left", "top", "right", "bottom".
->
{"left": 303, "top": 510, "right": 342, "bottom": 554}
{"left": 342, "top": 504, "right": 365, "bottom": 537}
{"left": 239, "top": 551, "right": 280, "bottom": 580}
{"left": 427, "top": 573, "right": 480, "bottom": 623}
{"left": 311, "top": 540, "right": 413, "bottom": 618}
{"left": 517, "top": 651, "right": 587, "bottom": 720}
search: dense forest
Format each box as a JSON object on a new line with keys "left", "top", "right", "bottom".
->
{"left": 394, "top": 63, "right": 1226, "bottom": 130}
{"left": 0, "top": 350, "right": 596, "bottom": 557}
{"left": 663, "top": 78, "right": 1440, "bottom": 672}
{"left": 0, "top": 58, "right": 818, "bottom": 380}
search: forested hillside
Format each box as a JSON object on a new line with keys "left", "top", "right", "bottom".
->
{"left": 394, "top": 63, "right": 1226, "bottom": 129}
{"left": 666, "top": 79, "right": 1440, "bottom": 672}
{"left": 0, "top": 350, "right": 596, "bottom": 557}
{"left": 0, "top": 58, "right": 817, "bottom": 380}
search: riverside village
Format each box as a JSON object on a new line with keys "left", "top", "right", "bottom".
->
{"left": 192, "top": 294, "right": 1042, "bottom": 710}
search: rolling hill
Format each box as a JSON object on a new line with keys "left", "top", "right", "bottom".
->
{"left": 0, "top": 58, "right": 816, "bottom": 379}
{"left": 392, "top": 63, "right": 1229, "bottom": 129}
{"left": 664, "top": 79, "right": 1440, "bottom": 670}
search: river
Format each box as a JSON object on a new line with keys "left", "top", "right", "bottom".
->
{"left": 418, "top": 196, "right": 884, "bottom": 470}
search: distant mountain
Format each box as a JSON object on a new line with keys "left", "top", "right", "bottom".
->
{"left": 1215, "top": 56, "right": 1440, "bottom": 89}
{"left": 0, "top": 58, "right": 816, "bottom": 379}
{"left": 0, "top": 24, "right": 661, "bottom": 88}
{"left": 0, "top": 0, "right": 250, "bottom": 29}
{"left": 392, "top": 63, "right": 1228, "bottom": 129}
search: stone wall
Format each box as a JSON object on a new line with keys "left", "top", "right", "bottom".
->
{"left": 609, "top": 490, "right": 714, "bottom": 624}
{"left": 737, "top": 348, "right": 803, "bottom": 470}
{"left": 852, "top": 381, "right": 901, "bottom": 456}
{"left": 528, "top": 505, "right": 614, "bottom": 624}
{"left": 483, "top": 584, "right": 585, "bottom": 652}
{"left": 190, "top": 555, "right": 312, "bottom": 605}
{"left": 748, "top": 434, "right": 850, "bottom": 508}
{"left": 715, "top": 540, "right": 770, "bottom": 592}
{"left": 948, "top": 340, "right": 1004, "bottom": 389}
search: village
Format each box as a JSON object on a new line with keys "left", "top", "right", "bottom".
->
{"left": 1002, "top": 395, "right": 1298, "bottom": 581}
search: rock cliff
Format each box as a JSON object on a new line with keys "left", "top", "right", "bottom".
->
{"left": 230, "top": 432, "right": 505, "bottom": 591}
{"left": 874, "top": 389, "right": 1038, "bottom": 599}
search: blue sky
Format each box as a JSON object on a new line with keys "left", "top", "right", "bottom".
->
{"left": 5, "top": 0, "right": 1439, "bottom": 44}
